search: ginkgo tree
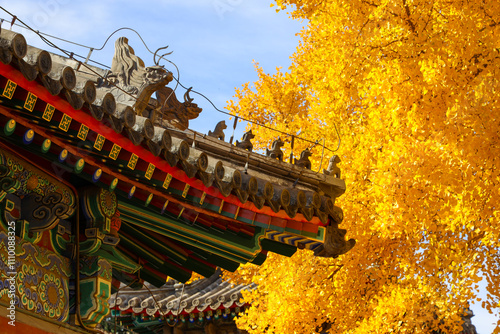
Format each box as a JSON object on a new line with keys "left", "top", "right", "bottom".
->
{"left": 225, "top": 0, "right": 500, "bottom": 333}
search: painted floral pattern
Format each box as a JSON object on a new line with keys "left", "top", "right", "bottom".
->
{"left": 0, "top": 232, "right": 71, "bottom": 321}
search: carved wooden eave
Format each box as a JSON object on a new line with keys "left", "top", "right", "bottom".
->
{"left": 0, "top": 29, "right": 355, "bottom": 287}
{"left": 106, "top": 269, "right": 253, "bottom": 332}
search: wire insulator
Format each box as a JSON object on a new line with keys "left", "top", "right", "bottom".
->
{"left": 85, "top": 48, "right": 93, "bottom": 64}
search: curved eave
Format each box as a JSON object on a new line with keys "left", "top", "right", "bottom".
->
{"left": 0, "top": 60, "right": 345, "bottom": 237}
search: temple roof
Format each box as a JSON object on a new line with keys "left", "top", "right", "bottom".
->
{"left": 110, "top": 269, "right": 253, "bottom": 317}
{"left": 0, "top": 29, "right": 355, "bottom": 285}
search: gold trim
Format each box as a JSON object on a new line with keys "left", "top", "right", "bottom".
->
{"left": 177, "top": 207, "right": 185, "bottom": 219}
{"left": 162, "top": 174, "right": 172, "bottom": 189}
{"left": 42, "top": 104, "right": 55, "bottom": 121}
{"left": 182, "top": 184, "right": 190, "bottom": 198}
{"left": 23, "top": 92, "right": 37, "bottom": 112}
{"left": 145, "top": 163, "right": 155, "bottom": 180}
{"left": 58, "top": 114, "right": 72, "bottom": 132}
{"left": 200, "top": 192, "right": 206, "bottom": 205}
{"left": 2, "top": 80, "right": 16, "bottom": 99}
{"left": 127, "top": 154, "right": 138, "bottom": 170}
{"left": 93, "top": 134, "right": 105, "bottom": 151}
{"left": 109, "top": 144, "right": 121, "bottom": 160}
{"left": 77, "top": 124, "right": 89, "bottom": 141}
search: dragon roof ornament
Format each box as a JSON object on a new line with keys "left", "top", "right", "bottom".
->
{"left": 104, "top": 37, "right": 201, "bottom": 130}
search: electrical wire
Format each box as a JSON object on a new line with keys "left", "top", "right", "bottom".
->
{"left": 170, "top": 74, "right": 341, "bottom": 153}
{"left": 1, "top": 17, "right": 112, "bottom": 69}
{"left": 0, "top": 7, "right": 341, "bottom": 155}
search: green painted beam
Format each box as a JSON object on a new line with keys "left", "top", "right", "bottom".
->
{"left": 120, "top": 222, "right": 216, "bottom": 278}
{"left": 119, "top": 233, "right": 164, "bottom": 269}
{"left": 119, "top": 233, "right": 192, "bottom": 283}
{"left": 118, "top": 200, "right": 267, "bottom": 265}
{"left": 260, "top": 238, "right": 297, "bottom": 257}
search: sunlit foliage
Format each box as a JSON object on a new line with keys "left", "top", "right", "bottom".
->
{"left": 226, "top": 0, "right": 500, "bottom": 332}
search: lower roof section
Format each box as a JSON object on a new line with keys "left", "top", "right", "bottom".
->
{"left": 107, "top": 269, "right": 252, "bottom": 334}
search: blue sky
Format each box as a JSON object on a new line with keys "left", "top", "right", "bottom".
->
{"left": 2, "top": 0, "right": 302, "bottom": 136}
{"left": 0, "top": 1, "right": 496, "bottom": 333}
